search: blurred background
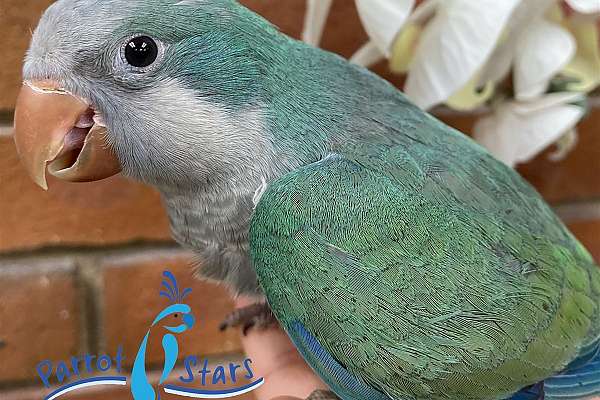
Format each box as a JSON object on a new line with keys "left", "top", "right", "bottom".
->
{"left": 0, "top": 0, "right": 598, "bottom": 399}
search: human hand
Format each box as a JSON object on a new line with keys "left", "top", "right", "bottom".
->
{"left": 234, "top": 297, "right": 330, "bottom": 400}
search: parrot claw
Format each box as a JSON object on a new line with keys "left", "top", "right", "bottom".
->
{"left": 306, "top": 390, "right": 340, "bottom": 400}
{"left": 219, "top": 303, "right": 277, "bottom": 335}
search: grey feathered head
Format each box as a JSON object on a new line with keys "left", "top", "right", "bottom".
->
{"left": 15, "top": 0, "right": 281, "bottom": 190}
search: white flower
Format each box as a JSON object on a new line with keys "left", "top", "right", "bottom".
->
{"left": 350, "top": 0, "right": 415, "bottom": 66}
{"left": 561, "top": 16, "right": 600, "bottom": 92}
{"left": 302, "top": 0, "right": 414, "bottom": 66}
{"left": 473, "top": 93, "right": 585, "bottom": 166}
{"left": 513, "top": 19, "right": 576, "bottom": 100}
{"left": 565, "top": 0, "right": 600, "bottom": 14}
{"left": 470, "top": 4, "right": 597, "bottom": 164}
{"left": 302, "top": 0, "right": 333, "bottom": 47}
{"left": 478, "top": 1, "right": 576, "bottom": 102}
{"left": 302, "top": 0, "right": 599, "bottom": 167}
{"left": 397, "top": 0, "right": 522, "bottom": 110}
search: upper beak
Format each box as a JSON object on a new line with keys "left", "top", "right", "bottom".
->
{"left": 13, "top": 80, "right": 122, "bottom": 190}
{"left": 183, "top": 313, "right": 195, "bottom": 329}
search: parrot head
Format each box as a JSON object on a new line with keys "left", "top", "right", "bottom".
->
{"left": 14, "top": 0, "right": 281, "bottom": 190}
{"left": 153, "top": 303, "right": 195, "bottom": 334}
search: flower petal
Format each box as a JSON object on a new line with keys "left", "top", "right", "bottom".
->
{"left": 389, "top": 0, "right": 439, "bottom": 73}
{"left": 445, "top": 75, "right": 495, "bottom": 111}
{"left": 474, "top": 95, "right": 585, "bottom": 166}
{"left": 350, "top": 41, "right": 385, "bottom": 67}
{"left": 404, "top": 0, "right": 521, "bottom": 110}
{"left": 566, "top": 0, "right": 600, "bottom": 14}
{"left": 514, "top": 19, "right": 576, "bottom": 101}
{"left": 302, "top": 0, "right": 333, "bottom": 46}
{"left": 355, "top": 0, "right": 415, "bottom": 56}
{"left": 389, "top": 22, "right": 423, "bottom": 73}
{"left": 512, "top": 91, "right": 584, "bottom": 113}
{"left": 478, "top": 0, "right": 556, "bottom": 87}
{"left": 474, "top": 106, "right": 520, "bottom": 166}
{"left": 407, "top": 0, "right": 440, "bottom": 24}
{"left": 562, "top": 18, "right": 600, "bottom": 93}
{"left": 390, "top": 0, "right": 442, "bottom": 74}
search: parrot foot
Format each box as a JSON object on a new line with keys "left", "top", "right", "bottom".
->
{"left": 219, "top": 302, "right": 277, "bottom": 335}
{"left": 306, "top": 390, "right": 340, "bottom": 400}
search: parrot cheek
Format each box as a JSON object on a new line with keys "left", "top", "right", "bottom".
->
{"left": 13, "top": 80, "right": 122, "bottom": 190}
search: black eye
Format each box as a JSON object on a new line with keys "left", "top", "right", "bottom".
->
{"left": 124, "top": 36, "right": 158, "bottom": 68}
{"left": 174, "top": 314, "right": 179, "bottom": 318}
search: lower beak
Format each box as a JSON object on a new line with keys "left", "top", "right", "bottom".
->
{"left": 13, "top": 80, "right": 122, "bottom": 190}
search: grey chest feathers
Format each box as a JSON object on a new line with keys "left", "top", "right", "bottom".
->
{"left": 162, "top": 188, "right": 263, "bottom": 298}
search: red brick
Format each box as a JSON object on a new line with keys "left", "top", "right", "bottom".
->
{"left": 0, "top": 135, "right": 172, "bottom": 252}
{"left": 0, "top": 259, "right": 81, "bottom": 382}
{"left": 568, "top": 219, "right": 600, "bottom": 264}
{"left": 519, "top": 110, "right": 600, "bottom": 204}
{"left": 0, "top": 0, "right": 54, "bottom": 110}
{"left": 102, "top": 250, "right": 242, "bottom": 369}
{"left": 241, "top": 0, "right": 305, "bottom": 39}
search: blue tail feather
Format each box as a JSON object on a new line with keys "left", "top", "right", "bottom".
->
{"left": 565, "top": 340, "right": 600, "bottom": 371}
{"left": 288, "top": 321, "right": 392, "bottom": 400}
{"left": 510, "top": 340, "right": 600, "bottom": 400}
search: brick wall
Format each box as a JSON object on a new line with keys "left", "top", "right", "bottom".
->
{"left": 0, "top": 1, "right": 598, "bottom": 399}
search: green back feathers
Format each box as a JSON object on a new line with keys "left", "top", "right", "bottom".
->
{"left": 248, "top": 38, "right": 600, "bottom": 398}
{"left": 250, "top": 150, "right": 600, "bottom": 399}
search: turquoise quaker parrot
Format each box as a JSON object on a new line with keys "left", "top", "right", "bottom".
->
{"left": 12, "top": 1, "right": 600, "bottom": 399}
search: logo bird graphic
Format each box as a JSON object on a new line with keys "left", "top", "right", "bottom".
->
{"left": 131, "top": 271, "right": 195, "bottom": 400}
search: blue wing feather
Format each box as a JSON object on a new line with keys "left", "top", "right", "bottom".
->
{"left": 509, "top": 340, "right": 600, "bottom": 400}
{"left": 508, "top": 383, "right": 543, "bottom": 400}
{"left": 544, "top": 340, "right": 600, "bottom": 399}
{"left": 288, "top": 321, "right": 393, "bottom": 400}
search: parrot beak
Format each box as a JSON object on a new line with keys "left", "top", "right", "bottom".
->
{"left": 183, "top": 313, "right": 195, "bottom": 329}
{"left": 13, "top": 80, "right": 122, "bottom": 190}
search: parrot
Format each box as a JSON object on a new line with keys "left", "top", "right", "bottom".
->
{"left": 12, "top": 0, "right": 600, "bottom": 399}
{"left": 131, "top": 271, "right": 195, "bottom": 400}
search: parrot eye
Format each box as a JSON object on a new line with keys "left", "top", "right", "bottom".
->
{"left": 123, "top": 35, "right": 159, "bottom": 68}
{"left": 174, "top": 313, "right": 179, "bottom": 318}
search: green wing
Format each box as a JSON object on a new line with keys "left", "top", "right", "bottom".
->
{"left": 249, "top": 150, "right": 600, "bottom": 400}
